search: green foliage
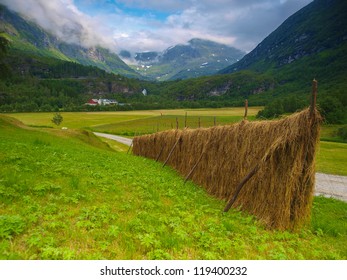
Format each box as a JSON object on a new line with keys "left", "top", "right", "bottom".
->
{"left": 51, "top": 113, "right": 63, "bottom": 126}
{"left": 0, "top": 115, "right": 346, "bottom": 260}
{"left": 318, "top": 95, "right": 345, "bottom": 124}
{"left": 256, "top": 95, "right": 306, "bottom": 119}
{"left": 337, "top": 126, "right": 347, "bottom": 141}
{"left": 0, "top": 33, "right": 10, "bottom": 58}
{"left": 0, "top": 215, "right": 25, "bottom": 239}
{"left": 0, "top": 32, "right": 10, "bottom": 78}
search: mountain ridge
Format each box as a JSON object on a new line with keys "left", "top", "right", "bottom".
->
{"left": 0, "top": 4, "right": 142, "bottom": 79}
{"left": 219, "top": 0, "right": 347, "bottom": 75}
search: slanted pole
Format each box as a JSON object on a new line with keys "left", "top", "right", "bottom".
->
{"left": 224, "top": 152, "right": 271, "bottom": 212}
{"left": 163, "top": 137, "right": 180, "bottom": 167}
{"left": 184, "top": 151, "right": 204, "bottom": 184}
{"left": 223, "top": 165, "right": 259, "bottom": 212}
{"left": 155, "top": 145, "right": 164, "bottom": 162}
{"left": 127, "top": 141, "right": 133, "bottom": 154}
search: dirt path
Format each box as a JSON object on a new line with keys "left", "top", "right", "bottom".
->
{"left": 94, "top": 132, "right": 347, "bottom": 202}
{"left": 94, "top": 132, "right": 133, "bottom": 146}
{"left": 315, "top": 173, "right": 347, "bottom": 202}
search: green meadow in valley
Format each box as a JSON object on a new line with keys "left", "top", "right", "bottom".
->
{"left": 0, "top": 113, "right": 346, "bottom": 260}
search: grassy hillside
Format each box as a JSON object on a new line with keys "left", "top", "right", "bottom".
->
{"left": 0, "top": 114, "right": 346, "bottom": 260}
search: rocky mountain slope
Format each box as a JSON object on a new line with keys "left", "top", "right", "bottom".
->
{"left": 220, "top": 0, "right": 347, "bottom": 80}
{"left": 120, "top": 38, "right": 245, "bottom": 81}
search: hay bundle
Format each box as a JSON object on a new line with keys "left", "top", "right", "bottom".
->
{"left": 132, "top": 108, "right": 321, "bottom": 230}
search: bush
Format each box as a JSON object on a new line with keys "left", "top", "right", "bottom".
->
{"left": 318, "top": 96, "right": 345, "bottom": 124}
{"left": 337, "top": 126, "right": 347, "bottom": 141}
{"left": 256, "top": 96, "right": 305, "bottom": 119}
{"left": 0, "top": 215, "right": 25, "bottom": 239}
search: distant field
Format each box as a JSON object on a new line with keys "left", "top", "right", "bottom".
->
{"left": 3, "top": 107, "right": 262, "bottom": 130}
{"left": 317, "top": 141, "right": 347, "bottom": 176}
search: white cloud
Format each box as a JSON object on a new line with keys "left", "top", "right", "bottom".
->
{"left": 0, "top": 0, "right": 313, "bottom": 54}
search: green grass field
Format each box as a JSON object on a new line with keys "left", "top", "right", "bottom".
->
{"left": 0, "top": 115, "right": 346, "bottom": 260}
{"left": 4, "top": 107, "right": 261, "bottom": 129}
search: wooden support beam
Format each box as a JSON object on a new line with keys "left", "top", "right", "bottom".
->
{"left": 223, "top": 165, "right": 259, "bottom": 212}
{"left": 127, "top": 141, "right": 133, "bottom": 154}
{"left": 184, "top": 151, "right": 204, "bottom": 184}
{"left": 163, "top": 137, "right": 181, "bottom": 167}
{"left": 155, "top": 145, "right": 164, "bottom": 162}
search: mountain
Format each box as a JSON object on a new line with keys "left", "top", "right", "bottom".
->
{"left": 219, "top": 0, "right": 347, "bottom": 89}
{"left": 0, "top": 4, "right": 142, "bottom": 79}
{"left": 120, "top": 38, "right": 245, "bottom": 81}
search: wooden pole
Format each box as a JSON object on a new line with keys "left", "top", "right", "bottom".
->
{"left": 224, "top": 152, "right": 271, "bottom": 212}
{"left": 244, "top": 99, "right": 248, "bottom": 120}
{"left": 198, "top": 117, "right": 201, "bottom": 128}
{"left": 127, "top": 141, "right": 133, "bottom": 154}
{"left": 163, "top": 137, "right": 180, "bottom": 167}
{"left": 310, "top": 79, "right": 317, "bottom": 117}
{"left": 155, "top": 145, "right": 164, "bottom": 162}
{"left": 176, "top": 117, "right": 179, "bottom": 129}
{"left": 184, "top": 151, "right": 204, "bottom": 184}
{"left": 223, "top": 165, "right": 259, "bottom": 212}
{"left": 185, "top": 112, "right": 187, "bottom": 128}
{"left": 214, "top": 116, "right": 216, "bottom": 126}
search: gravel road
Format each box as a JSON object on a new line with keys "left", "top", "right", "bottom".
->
{"left": 94, "top": 132, "right": 347, "bottom": 202}
{"left": 94, "top": 132, "right": 133, "bottom": 146}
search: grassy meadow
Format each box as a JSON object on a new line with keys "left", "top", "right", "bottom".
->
{"left": 0, "top": 114, "right": 346, "bottom": 260}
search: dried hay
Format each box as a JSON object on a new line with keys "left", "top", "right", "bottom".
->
{"left": 132, "top": 108, "right": 321, "bottom": 230}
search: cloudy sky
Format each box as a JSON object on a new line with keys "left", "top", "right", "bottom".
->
{"left": 0, "top": 0, "right": 312, "bottom": 54}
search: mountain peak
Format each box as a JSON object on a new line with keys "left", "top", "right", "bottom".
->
{"left": 126, "top": 38, "right": 245, "bottom": 81}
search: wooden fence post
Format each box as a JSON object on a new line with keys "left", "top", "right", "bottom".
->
{"left": 198, "top": 117, "right": 201, "bottom": 128}
{"left": 185, "top": 112, "right": 187, "bottom": 128}
{"left": 244, "top": 99, "right": 248, "bottom": 120}
{"left": 310, "top": 79, "right": 317, "bottom": 117}
{"left": 214, "top": 116, "right": 216, "bottom": 126}
{"left": 176, "top": 117, "right": 179, "bottom": 129}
